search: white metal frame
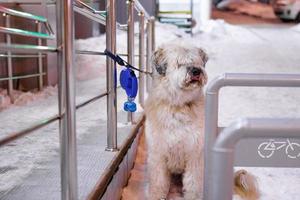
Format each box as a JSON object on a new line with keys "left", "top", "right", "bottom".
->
{"left": 204, "top": 73, "right": 300, "bottom": 200}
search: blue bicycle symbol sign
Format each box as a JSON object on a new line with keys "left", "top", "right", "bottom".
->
{"left": 257, "top": 139, "right": 300, "bottom": 159}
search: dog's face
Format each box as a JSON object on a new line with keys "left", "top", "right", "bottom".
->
{"left": 152, "top": 44, "right": 208, "bottom": 92}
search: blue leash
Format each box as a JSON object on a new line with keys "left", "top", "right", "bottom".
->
{"left": 105, "top": 49, "right": 150, "bottom": 112}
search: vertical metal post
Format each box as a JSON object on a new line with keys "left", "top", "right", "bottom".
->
{"left": 151, "top": 17, "right": 155, "bottom": 52}
{"left": 105, "top": 0, "right": 118, "bottom": 151}
{"left": 146, "top": 20, "right": 152, "bottom": 93}
{"left": 127, "top": 0, "right": 134, "bottom": 123}
{"left": 190, "top": 0, "right": 193, "bottom": 35}
{"left": 56, "top": 0, "right": 78, "bottom": 199}
{"left": 37, "top": 22, "right": 43, "bottom": 90}
{"left": 211, "top": 150, "right": 234, "bottom": 200}
{"left": 204, "top": 91, "right": 220, "bottom": 199}
{"left": 138, "top": 12, "right": 145, "bottom": 107}
{"left": 5, "top": 14, "right": 13, "bottom": 101}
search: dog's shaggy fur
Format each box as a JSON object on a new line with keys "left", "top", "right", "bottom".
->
{"left": 145, "top": 43, "right": 259, "bottom": 200}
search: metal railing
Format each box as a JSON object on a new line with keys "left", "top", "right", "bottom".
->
{"left": 126, "top": 0, "right": 155, "bottom": 123}
{"left": 204, "top": 73, "right": 300, "bottom": 200}
{"left": 210, "top": 118, "right": 300, "bottom": 200}
{"left": 0, "top": 26, "right": 55, "bottom": 39}
{"left": 0, "top": 0, "right": 155, "bottom": 199}
{"left": 0, "top": 5, "right": 55, "bottom": 101}
{"left": 73, "top": 0, "right": 128, "bottom": 30}
{"left": 0, "top": 5, "right": 48, "bottom": 22}
{"left": 74, "top": 0, "right": 106, "bottom": 26}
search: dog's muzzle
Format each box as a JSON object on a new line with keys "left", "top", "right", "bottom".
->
{"left": 190, "top": 67, "right": 202, "bottom": 81}
{"left": 187, "top": 67, "right": 203, "bottom": 83}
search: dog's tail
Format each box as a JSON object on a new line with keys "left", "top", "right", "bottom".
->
{"left": 233, "top": 169, "right": 260, "bottom": 200}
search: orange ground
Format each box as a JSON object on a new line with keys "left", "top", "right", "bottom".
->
{"left": 121, "top": 132, "right": 183, "bottom": 200}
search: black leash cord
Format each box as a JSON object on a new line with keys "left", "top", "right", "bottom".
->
{"left": 104, "top": 49, "right": 152, "bottom": 75}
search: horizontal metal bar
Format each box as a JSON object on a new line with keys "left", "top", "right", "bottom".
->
{"left": 0, "top": 26, "right": 55, "bottom": 40}
{"left": 133, "top": 0, "right": 150, "bottom": 19}
{"left": 0, "top": 91, "right": 109, "bottom": 147}
{"left": 117, "top": 23, "right": 128, "bottom": 31}
{"left": 75, "top": 50, "right": 141, "bottom": 57}
{"left": 207, "top": 73, "right": 300, "bottom": 93}
{"left": 0, "top": 43, "right": 57, "bottom": 53}
{"left": 0, "top": 72, "right": 46, "bottom": 81}
{"left": 118, "top": 53, "right": 141, "bottom": 57}
{"left": 0, "top": 53, "right": 46, "bottom": 58}
{"left": 0, "top": 114, "right": 60, "bottom": 147}
{"left": 75, "top": 50, "right": 106, "bottom": 56}
{"left": 215, "top": 118, "right": 300, "bottom": 149}
{"left": 0, "top": 5, "right": 47, "bottom": 22}
{"left": 76, "top": 92, "right": 108, "bottom": 110}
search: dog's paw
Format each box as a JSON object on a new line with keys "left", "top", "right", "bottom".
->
{"left": 234, "top": 169, "right": 260, "bottom": 200}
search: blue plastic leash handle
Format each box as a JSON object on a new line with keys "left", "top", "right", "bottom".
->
{"left": 120, "top": 68, "right": 138, "bottom": 98}
{"left": 120, "top": 68, "right": 138, "bottom": 112}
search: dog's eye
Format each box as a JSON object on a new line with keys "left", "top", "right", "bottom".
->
{"left": 155, "top": 63, "right": 167, "bottom": 76}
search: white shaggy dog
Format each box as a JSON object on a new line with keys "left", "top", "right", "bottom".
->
{"left": 145, "top": 43, "right": 259, "bottom": 200}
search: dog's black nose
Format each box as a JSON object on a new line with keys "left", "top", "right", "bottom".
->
{"left": 191, "top": 67, "right": 201, "bottom": 76}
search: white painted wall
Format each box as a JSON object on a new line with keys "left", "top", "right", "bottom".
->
{"left": 194, "top": 0, "right": 212, "bottom": 31}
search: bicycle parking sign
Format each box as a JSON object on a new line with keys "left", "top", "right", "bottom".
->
{"left": 258, "top": 139, "right": 300, "bottom": 159}
{"left": 234, "top": 138, "right": 300, "bottom": 167}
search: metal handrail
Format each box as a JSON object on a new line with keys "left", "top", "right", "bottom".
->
{"left": 0, "top": 26, "right": 55, "bottom": 39}
{"left": 210, "top": 118, "right": 300, "bottom": 200}
{"left": 0, "top": 43, "right": 57, "bottom": 53}
{"left": 73, "top": 3, "right": 106, "bottom": 26}
{"left": 73, "top": 0, "right": 128, "bottom": 30}
{"left": 204, "top": 73, "right": 300, "bottom": 200}
{"left": 0, "top": 114, "right": 60, "bottom": 146}
{"left": 0, "top": 54, "right": 46, "bottom": 58}
{"left": 0, "top": 0, "right": 156, "bottom": 199}
{"left": 127, "top": 0, "right": 135, "bottom": 123}
{"left": 134, "top": 0, "right": 150, "bottom": 19}
{"left": 124, "top": 0, "right": 155, "bottom": 123}
{"left": 74, "top": 0, "right": 106, "bottom": 16}
{"left": 75, "top": 50, "right": 141, "bottom": 57}
{"left": 0, "top": 91, "right": 108, "bottom": 147}
{"left": 0, "top": 5, "right": 55, "bottom": 97}
{"left": 75, "top": 92, "right": 108, "bottom": 110}
{"left": 0, "top": 5, "right": 47, "bottom": 22}
{"left": 0, "top": 5, "right": 54, "bottom": 35}
{"left": 105, "top": 0, "right": 118, "bottom": 151}
{"left": 138, "top": 12, "right": 145, "bottom": 107}
{"left": 0, "top": 72, "right": 46, "bottom": 81}
{"left": 0, "top": 1, "right": 154, "bottom": 145}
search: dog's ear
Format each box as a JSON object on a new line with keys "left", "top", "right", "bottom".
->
{"left": 198, "top": 48, "right": 208, "bottom": 67}
{"left": 152, "top": 47, "right": 167, "bottom": 76}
